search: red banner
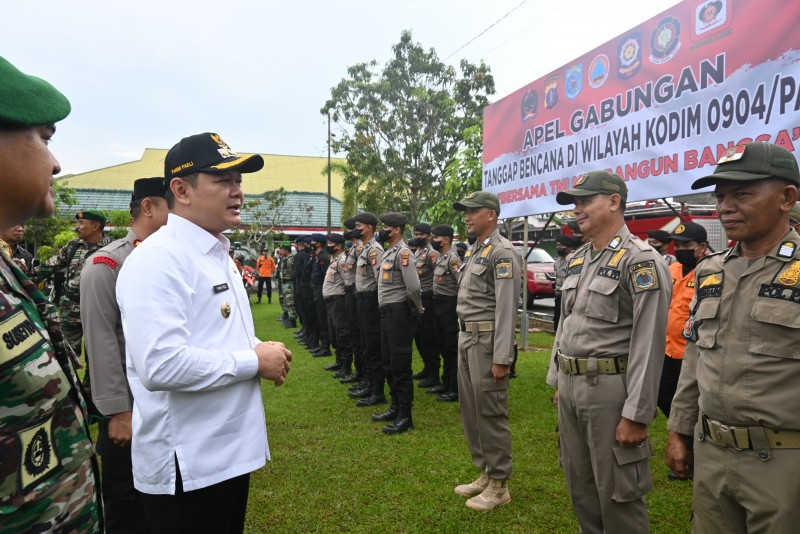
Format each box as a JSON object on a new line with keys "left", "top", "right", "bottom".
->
{"left": 483, "top": 0, "right": 800, "bottom": 217}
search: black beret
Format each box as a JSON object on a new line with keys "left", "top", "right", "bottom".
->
{"left": 294, "top": 236, "right": 304, "bottom": 243}
{"left": 431, "top": 224, "right": 454, "bottom": 237}
{"left": 379, "top": 212, "right": 409, "bottom": 227}
{"left": 326, "top": 233, "right": 345, "bottom": 244}
{"left": 455, "top": 242, "right": 468, "bottom": 250}
{"left": 132, "top": 177, "right": 168, "bottom": 201}
{"left": 343, "top": 217, "right": 356, "bottom": 230}
{"left": 556, "top": 235, "right": 582, "bottom": 248}
{"left": 310, "top": 233, "right": 327, "bottom": 243}
{"left": 343, "top": 230, "right": 353, "bottom": 241}
{"left": 353, "top": 212, "right": 379, "bottom": 226}
{"left": 413, "top": 222, "right": 432, "bottom": 233}
{"left": 646, "top": 229, "right": 672, "bottom": 243}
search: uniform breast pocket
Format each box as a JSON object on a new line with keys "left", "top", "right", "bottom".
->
{"left": 561, "top": 275, "right": 580, "bottom": 313}
{"left": 694, "top": 298, "right": 720, "bottom": 349}
{"left": 468, "top": 264, "right": 488, "bottom": 292}
{"left": 749, "top": 298, "right": 800, "bottom": 358}
{"left": 585, "top": 276, "right": 619, "bottom": 323}
{"left": 433, "top": 265, "right": 447, "bottom": 277}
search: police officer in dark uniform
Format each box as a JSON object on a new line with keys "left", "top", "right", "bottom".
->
{"left": 310, "top": 233, "right": 332, "bottom": 358}
{"left": 350, "top": 213, "right": 386, "bottom": 407}
{"left": 372, "top": 212, "right": 423, "bottom": 434}
{"left": 300, "top": 237, "right": 319, "bottom": 351}
{"left": 322, "top": 233, "right": 352, "bottom": 378}
{"left": 292, "top": 236, "right": 309, "bottom": 341}
{"left": 430, "top": 224, "right": 462, "bottom": 401}
{"left": 342, "top": 218, "right": 363, "bottom": 385}
{"left": 411, "top": 222, "right": 442, "bottom": 388}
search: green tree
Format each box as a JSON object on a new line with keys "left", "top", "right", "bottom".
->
{"left": 25, "top": 181, "right": 78, "bottom": 250}
{"left": 107, "top": 210, "right": 131, "bottom": 240}
{"left": 240, "top": 188, "right": 314, "bottom": 249}
{"left": 322, "top": 30, "right": 494, "bottom": 223}
{"left": 425, "top": 124, "right": 484, "bottom": 238}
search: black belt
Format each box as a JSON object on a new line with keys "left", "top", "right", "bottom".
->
{"left": 421, "top": 290, "right": 434, "bottom": 299}
{"left": 324, "top": 294, "right": 345, "bottom": 303}
{"left": 345, "top": 285, "right": 356, "bottom": 294}
{"left": 433, "top": 294, "right": 457, "bottom": 301}
{"left": 355, "top": 290, "right": 378, "bottom": 300}
{"left": 379, "top": 301, "right": 408, "bottom": 314}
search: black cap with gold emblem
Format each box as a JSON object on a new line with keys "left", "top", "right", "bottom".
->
{"left": 164, "top": 132, "right": 264, "bottom": 181}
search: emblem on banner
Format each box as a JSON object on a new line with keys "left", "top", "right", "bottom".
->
{"left": 520, "top": 89, "right": 539, "bottom": 122}
{"left": 544, "top": 75, "right": 558, "bottom": 109}
{"left": 587, "top": 54, "right": 609, "bottom": 88}
{"left": 565, "top": 64, "right": 582, "bottom": 99}
{"left": 617, "top": 32, "right": 642, "bottom": 79}
{"left": 650, "top": 17, "right": 682, "bottom": 64}
{"left": 694, "top": 0, "right": 728, "bottom": 37}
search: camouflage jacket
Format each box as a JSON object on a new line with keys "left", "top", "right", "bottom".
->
{"left": 34, "top": 238, "right": 106, "bottom": 304}
{"left": 0, "top": 240, "right": 33, "bottom": 276}
{"left": 279, "top": 254, "right": 294, "bottom": 282}
{"left": 0, "top": 249, "right": 99, "bottom": 530}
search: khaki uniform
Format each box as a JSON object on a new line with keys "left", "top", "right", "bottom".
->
{"left": 456, "top": 229, "right": 521, "bottom": 479}
{"left": 547, "top": 225, "right": 670, "bottom": 534}
{"left": 670, "top": 231, "right": 800, "bottom": 533}
{"left": 355, "top": 238, "right": 385, "bottom": 396}
{"left": 414, "top": 245, "right": 440, "bottom": 379}
{"left": 323, "top": 251, "right": 352, "bottom": 369}
{"left": 79, "top": 229, "right": 149, "bottom": 532}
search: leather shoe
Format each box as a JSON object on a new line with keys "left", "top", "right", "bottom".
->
{"left": 356, "top": 394, "right": 387, "bottom": 407}
{"left": 332, "top": 370, "right": 350, "bottom": 379}
{"left": 348, "top": 382, "right": 367, "bottom": 393}
{"left": 426, "top": 384, "right": 448, "bottom": 394}
{"left": 348, "top": 389, "right": 371, "bottom": 399}
{"left": 412, "top": 370, "right": 428, "bottom": 380}
{"left": 371, "top": 405, "right": 398, "bottom": 422}
{"left": 383, "top": 416, "right": 414, "bottom": 434}
{"left": 312, "top": 349, "right": 332, "bottom": 357}
{"left": 418, "top": 376, "right": 440, "bottom": 388}
{"left": 340, "top": 374, "right": 361, "bottom": 384}
{"left": 323, "top": 362, "right": 342, "bottom": 371}
{"left": 437, "top": 391, "right": 459, "bottom": 402}
{"left": 294, "top": 331, "right": 304, "bottom": 339}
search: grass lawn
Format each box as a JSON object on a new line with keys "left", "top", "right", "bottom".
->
{"left": 244, "top": 300, "right": 693, "bottom": 533}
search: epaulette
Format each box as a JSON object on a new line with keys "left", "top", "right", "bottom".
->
{"left": 629, "top": 234, "right": 651, "bottom": 252}
{"left": 568, "top": 242, "right": 591, "bottom": 261}
{"left": 698, "top": 249, "right": 727, "bottom": 265}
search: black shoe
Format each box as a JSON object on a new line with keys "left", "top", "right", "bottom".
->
{"left": 294, "top": 331, "right": 304, "bottom": 339}
{"left": 298, "top": 340, "right": 308, "bottom": 347}
{"left": 371, "top": 405, "right": 398, "bottom": 422}
{"left": 412, "top": 370, "right": 428, "bottom": 380}
{"left": 340, "top": 374, "right": 361, "bottom": 384}
{"left": 356, "top": 394, "right": 387, "bottom": 407}
{"left": 426, "top": 384, "right": 448, "bottom": 394}
{"left": 437, "top": 391, "right": 459, "bottom": 402}
{"left": 348, "top": 387, "right": 371, "bottom": 399}
{"left": 418, "top": 376, "right": 440, "bottom": 388}
{"left": 323, "top": 363, "right": 342, "bottom": 371}
{"left": 332, "top": 369, "right": 350, "bottom": 379}
{"left": 383, "top": 416, "right": 414, "bottom": 434}
{"left": 349, "top": 381, "right": 367, "bottom": 393}
{"left": 509, "top": 372, "right": 518, "bottom": 379}
{"left": 313, "top": 349, "right": 332, "bottom": 358}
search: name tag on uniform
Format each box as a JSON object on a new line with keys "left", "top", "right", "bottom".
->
{"left": 1, "top": 307, "right": 47, "bottom": 368}
{"left": 213, "top": 283, "right": 229, "bottom": 294}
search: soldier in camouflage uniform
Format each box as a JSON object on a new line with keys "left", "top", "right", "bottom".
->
{"left": 0, "top": 54, "right": 101, "bottom": 533}
{"left": 278, "top": 241, "right": 297, "bottom": 327}
{"left": 35, "top": 209, "right": 107, "bottom": 357}
{"left": 0, "top": 224, "right": 34, "bottom": 275}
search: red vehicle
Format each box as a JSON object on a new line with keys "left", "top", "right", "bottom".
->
{"left": 514, "top": 243, "right": 556, "bottom": 306}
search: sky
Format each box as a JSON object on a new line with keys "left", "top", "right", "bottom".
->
{"left": 5, "top": 0, "right": 679, "bottom": 176}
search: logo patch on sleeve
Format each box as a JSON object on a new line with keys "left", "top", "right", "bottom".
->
{"left": 495, "top": 259, "right": 513, "bottom": 279}
{"left": 629, "top": 260, "right": 659, "bottom": 292}
{"left": 776, "top": 260, "right": 800, "bottom": 286}
{"left": 400, "top": 251, "right": 410, "bottom": 267}
{"left": 18, "top": 418, "right": 59, "bottom": 493}
{"left": 369, "top": 250, "right": 379, "bottom": 265}
{"left": 0, "top": 307, "right": 47, "bottom": 367}
{"left": 696, "top": 272, "right": 723, "bottom": 299}
{"left": 449, "top": 257, "right": 460, "bottom": 272}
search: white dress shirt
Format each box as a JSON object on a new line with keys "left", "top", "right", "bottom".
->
{"left": 117, "top": 214, "right": 267, "bottom": 494}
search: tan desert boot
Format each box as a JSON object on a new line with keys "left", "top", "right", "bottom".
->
{"left": 465, "top": 478, "right": 510, "bottom": 511}
{"left": 453, "top": 470, "right": 489, "bottom": 497}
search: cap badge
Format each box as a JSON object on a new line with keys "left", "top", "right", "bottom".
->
{"left": 575, "top": 175, "right": 588, "bottom": 186}
{"left": 674, "top": 224, "right": 686, "bottom": 234}
{"left": 717, "top": 145, "right": 745, "bottom": 164}
{"left": 211, "top": 133, "right": 236, "bottom": 159}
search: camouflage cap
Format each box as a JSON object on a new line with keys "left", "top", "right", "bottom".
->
{"left": 692, "top": 142, "right": 800, "bottom": 189}
{"left": 75, "top": 209, "right": 107, "bottom": 223}
{"left": 556, "top": 171, "right": 628, "bottom": 205}
{"left": 453, "top": 191, "right": 501, "bottom": 215}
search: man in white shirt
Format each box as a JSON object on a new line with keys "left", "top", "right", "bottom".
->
{"left": 117, "top": 132, "right": 292, "bottom": 534}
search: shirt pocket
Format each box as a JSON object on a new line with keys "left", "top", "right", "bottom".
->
{"left": 468, "top": 264, "right": 488, "bottom": 292}
{"left": 694, "top": 298, "right": 721, "bottom": 349}
{"left": 749, "top": 298, "right": 800, "bottom": 358}
{"left": 561, "top": 274, "right": 580, "bottom": 313}
{"left": 585, "top": 276, "right": 619, "bottom": 323}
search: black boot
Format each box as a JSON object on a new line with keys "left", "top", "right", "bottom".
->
{"left": 356, "top": 394, "right": 386, "bottom": 407}
{"left": 294, "top": 329, "right": 305, "bottom": 339}
{"left": 437, "top": 390, "right": 458, "bottom": 402}
{"left": 371, "top": 404, "right": 398, "bottom": 422}
{"left": 412, "top": 369, "right": 428, "bottom": 380}
{"left": 383, "top": 406, "right": 414, "bottom": 434}
{"left": 509, "top": 343, "right": 518, "bottom": 378}
{"left": 348, "top": 380, "right": 371, "bottom": 398}
{"left": 340, "top": 373, "right": 361, "bottom": 384}
{"left": 418, "top": 375, "right": 440, "bottom": 388}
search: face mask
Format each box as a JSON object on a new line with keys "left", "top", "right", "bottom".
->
{"left": 325, "top": 245, "right": 336, "bottom": 255}
{"left": 556, "top": 247, "right": 568, "bottom": 256}
{"left": 351, "top": 228, "right": 363, "bottom": 239}
{"left": 343, "top": 231, "right": 353, "bottom": 241}
{"left": 467, "top": 234, "right": 477, "bottom": 245}
{"left": 378, "top": 229, "right": 392, "bottom": 242}
{"left": 431, "top": 240, "right": 443, "bottom": 252}
{"left": 675, "top": 248, "right": 698, "bottom": 269}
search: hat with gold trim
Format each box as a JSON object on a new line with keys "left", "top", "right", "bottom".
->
{"left": 692, "top": 142, "right": 800, "bottom": 189}
{"left": 0, "top": 56, "right": 70, "bottom": 126}
{"left": 164, "top": 132, "right": 264, "bottom": 180}
{"left": 556, "top": 171, "right": 627, "bottom": 205}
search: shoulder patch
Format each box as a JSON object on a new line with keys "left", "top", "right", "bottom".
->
{"left": 495, "top": 258, "right": 513, "bottom": 279}
{"left": 464, "top": 249, "right": 472, "bottom": 258}
{"left": 629, "top": 260, "right": 659, "bottom": 292}
{"left": 696, "top": 271, "right": 723, "bottom": 300}
{"left": 608, "top": 236, "right": 622, "bottom": 250}
{"left": 776, "top": 260, "right": 800, "bottom": 287}
{"left": 682, "top": 316, "right": 695, "bottom": 340}
{"left": 356, "top": 245, "right": 364, "bottom": 254}
{"left": 568, "top": 256, "right": 584, "bottom": 268}
{"left": 429, "top": 250, "right": 439, "bottom": 264}
{"left": 93, "top": 255, "right": 119, "bottom": 269}
{"left": 369, "top": 250, "right": 379, "bottom": 265}
{"left": 400, "top": 251, "right": 410, "bottom": 267}
{"left": 778, "top": 241, "right": 796, "bottom": 258}
{"left": 449, "top": 256, "right": 460, "bottom": 272}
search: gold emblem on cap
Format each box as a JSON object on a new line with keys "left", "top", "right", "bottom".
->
{"left": 575, "top": 175, "right": 588, "bottom": 186}
{"left": 221, "top": 302, "right": 231, "bottom": 318}
{"left": 674, "top": 224, "right": 686, "bottom": 234}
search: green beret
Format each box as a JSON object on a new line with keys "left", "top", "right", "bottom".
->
{"left": 75, "top": 209, "right": 107, "bottom": 223}
{"left": 0, "top": 57, "right": 71, "bottom": 126}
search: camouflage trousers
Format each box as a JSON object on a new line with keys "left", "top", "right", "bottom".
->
{"left": 281, "top": 280, "right": 296, "bottom": 319}
{"left": 58, "top": 300, "right": 84, "bottom": 358}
